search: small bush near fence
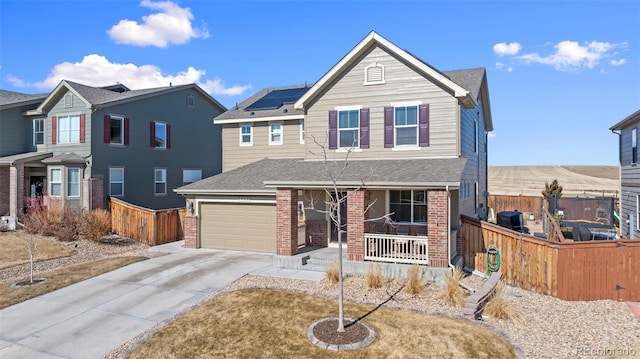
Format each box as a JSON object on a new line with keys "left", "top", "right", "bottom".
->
{"left": 24, "top": 206, "right": 112, "bottom": 242}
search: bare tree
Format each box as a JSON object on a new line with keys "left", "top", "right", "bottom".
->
{"left": 22, "top": 234, "right": 39, "bottom": 283}
{"left": 306, "top": 135, "right": 391, "bottom": 332}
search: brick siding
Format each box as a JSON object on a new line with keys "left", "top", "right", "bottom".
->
{"left": 428, "top": 189, "right": 449, "bottom": 267}
{"left": 9, "top": 164, "right": 24, "bottom": 218}
{"left": 347, "top": 189, "right": 366, "bottom": 261}
{"left": 184, "top": 215, "right": 197, "bottom": 248}
{"left": 276, "top": 188, "right": 298, "bottom": 256}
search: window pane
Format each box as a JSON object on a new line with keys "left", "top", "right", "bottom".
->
{"left": 35, "top": 133, "right": 44, "bottom": 145}
{"left": 242, "top": 134, "right": 251, "bottom": 143}
{"left": 413, "top": 204, "right": 427, "bottom": 223}
{"left": 396, "top": 127, "right": 417, "bottom": 145}
{"left": 339, "top": 129, "right": 358, "bottom": 147}
{"left": 110, "top": 168, "right": 123, "bottom": 181}
{"left": 406, "top": 106, "right": 417, "bottom": 125}
{"left": 413, "top": 190, "right": 426, "bottom": 204}
{"left": 241, "top": 125, "right": 251, "bottom": 134}
{"left": 155, "top": 183, "right": 166, "bottom": 194}
{"left": 155, "top": 170, "right": 165, "bottom": 182}
{"left": 110, "top": 183, "right": 123, "bottom": 196}
{"left": 155, "top": 123, "right": 166, "bottom": 148}
{"left": 111, "top": 118, "right": 122, "bottom": 144}
{"left": 50, "top": 169, "right": 61, "bottom": 182}
{"left": 51, "top": 183, "right": 61, "bottom": 196}
{"left": 67, "top": 168, "right": 80, "bottom": 196}
{"left": 348, "top": 110, "right": 359, "bottom": 128}
{"left": 395, "top": 107, "right": 406, "bottom": 126}
{"left": 183, "top": 170, "right": 202, "bottom": 184}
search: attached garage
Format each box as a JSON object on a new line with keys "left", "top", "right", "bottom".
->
{"left": 199, "top": 202, "right": 276, "bottom": 253}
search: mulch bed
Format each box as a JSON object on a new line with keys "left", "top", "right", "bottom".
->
{"left": 312, "top": 318, "right": 370, "bottom": 345}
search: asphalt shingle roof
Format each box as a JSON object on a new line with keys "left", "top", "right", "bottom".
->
{"left": 0, "top": 90, "right": 48, "bottom": 108}
{"left": 176, "top": 157, "right": 467, "bottom": 193}
{"left": 215, "top": 84, "right": 309, "bottom": 122}
{"left": 64, "top": 81, "right": 183, "bottom": 106}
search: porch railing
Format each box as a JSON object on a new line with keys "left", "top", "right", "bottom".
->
{"left": 364, "top": 233, "right": 429, "bottom": 265}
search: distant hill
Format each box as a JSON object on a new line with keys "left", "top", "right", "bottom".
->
{"left": 488, "top": 165, "right": 619, "bottom": 197}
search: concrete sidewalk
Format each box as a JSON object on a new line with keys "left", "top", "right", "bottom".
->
{"left": 0, "top": 241, "right": 324, "bottom": 359}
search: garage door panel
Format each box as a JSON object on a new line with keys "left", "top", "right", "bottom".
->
{"left": 200, "top": 202, "right": 276, "bottom": 253}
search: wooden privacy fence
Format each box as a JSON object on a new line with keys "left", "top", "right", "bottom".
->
{"left": 110, "top": 197, "right": 186, "bottom": 246}
{"left": 489, "top": 195, "right": 543, "bottom": 219}
{"left": 461, "top": 215, "right": 640, "bottom": 301}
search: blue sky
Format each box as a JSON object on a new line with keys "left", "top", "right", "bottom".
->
{"left": 1, "top": 0, "right": 638, "bottom": 166}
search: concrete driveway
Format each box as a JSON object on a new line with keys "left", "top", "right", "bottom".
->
{"left": 0, "top": 244, "right": 275, "bottom": 359}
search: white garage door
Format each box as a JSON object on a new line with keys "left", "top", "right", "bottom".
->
{"left": 200, "top": 202, "right": 276, "bottom": 253}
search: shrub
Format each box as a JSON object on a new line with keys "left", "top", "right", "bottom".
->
{"left": 404, "top": 264, "right": 426, "bottom": 295}
{"left": 483, "top": 281, "right": 523, "bottom": 321}
{"left": 325, "top": 258, "right": 340, "bottom": 285}
{"left": 79, "top": 209, "right": 112, "bottom": 241}
{"left": 23, "top": 205, "right": 65, "bottom": 237}
{"left": 440, "top": 268, "right": 466, "bottom": 307}
{"left": 366, "top": 263, "right": 385, "bottom": 289}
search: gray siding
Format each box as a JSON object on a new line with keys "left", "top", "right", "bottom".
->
{"left": 90, "top": 88, "right": 223, "bottom": 209}
{"left": 619, "top": 125, "right": 638, "bottom": 166}
{"left": 304, "top": 45, "right": 460, "bottom": 161}
{"left": 0, "top": 107, "right": 39, "bottom": 157}
{"left": 44, "top": 91, "right": 92, "bottom": 159}
{"left": 223, "top": 121, "right": 305, "bottom": 171}
{"left": 459, "top": 93, "right": 489, "bottom": 218}
{"left": 620, "top": 165, "right": 640, "bottom": 238}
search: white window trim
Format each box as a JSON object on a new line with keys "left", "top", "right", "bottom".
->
{"left": 154, "top": 168, "right": 167, "bottom": 196}
{"left": 632, "top": 128, "right": 637, "bottom": 164}
{"left": 393, "top": 103, "right": 420, "bottom": 147}
{"left": 109, "top": 167, "right": 125, "bottom": 197}
{"left": 110, "top": 115, "right": 125, "bottom": 145}
{"left": 57, "top": 114, "right": 81, "bottom": 144}
{"left": 182, "top": 169, "right": 202, "bottom": 185}
{"left": 240, "top": 124, "right": 253, "bottom": 146}
{"left": 154, "top": 122, "right": 167, "bottom": 149}
{"left": 49, "top": 167, "right": 62, "bottom": 197}
{"left": 363, "top": 62, "right": 386, "bottom": 85}
{"left": 67, "top": 167, "right": 81, "bottom": 198}
{"left": 269, "top": 122, "right": 283, "bottom": 145}
{"left": 33, "top": 118, "right": 44, "bottom": 146}
{"left": 335, "top": 105, "right": 362, "bottom": 149}
{"left": 300, "top": 120, "right": 305, "bottom": 144}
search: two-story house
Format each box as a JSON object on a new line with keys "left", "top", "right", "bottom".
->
{"left": 0, "top": 80, "right": 225, "bottom": 221}
{"left": 176, "top": 31, "right": 492, "bottom": 269}
{"left": 610, "top": 109, "right": 640, "bottom": 239}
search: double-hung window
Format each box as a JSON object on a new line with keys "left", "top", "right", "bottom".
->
{"left": 389, "top": 190, "right": 427, "bottom": 224}
{"left": 338, "top": 109, "right": 360, "bottom": 148}
{"left": 155, "top": 169, "right": 167, "bottom": 195}
{"left": 153, "top": 122, "right": 167, "bottom": 149}
{"left": 110, "top": 116, "right": 124, "bottom": 144}
{"left": 67, "top": 168, "right": 80, "bottom": 197}
{"left": 240, "top": 124, "right": 252, "bottom": 146}
{"left": 269, "top": 123, "right": 282, "bottom": 145}
{"left": 300, "top": 121, "right": 305, "bottom": 144}
{"left": 633, "top": 128, "right": 637, "bottom": 163}
{"left": 33, "top": 118, "right": 44, "bottom": 145}
{"left": 50, "top": 168, "right": 62, "bottom": 196}
{"left": 395, "top": 106, "right": 418, "bottom": 146}
{"left": 109, "top": 167, "right": 124, "bottom": 196}
{"left": 57, "top": 115, "right": 81, "bottom": 144}
{"left": 183, "top": 169, "right": 202, "bottom": 185}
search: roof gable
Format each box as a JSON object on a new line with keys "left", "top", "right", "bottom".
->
{"left": 295, "top": 31, "right": 475, "bottom": 110}
{"left": 215, "top": 84, "right": 308, "bottom": 124}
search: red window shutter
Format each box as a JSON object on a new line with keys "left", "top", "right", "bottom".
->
{"left": 150, "top": 122, "right": 155, "bottom": 147}
{"left": 383, "top": 107, "right": 394, "bottom": 148}
{"left": 124, "top": 118, "right": 130, "bottom": 145}
{"left": 52, "top": 116, "right": 57, "bottom": 144}
{"left": 419, "top": 104, "right": 429, "bottom": 147}
{"left": 104, "top": 115, "right": 110, "bottom": 144}
{"left": 359, "top": 108, "right": 369, "bottom": 149}
{"left": 79, "top": 114, "right": 86, "bottom": 143}
{"left": 166, "top": 124, "right": 171, "bottom": 149}
{"left": 328, "top": 111, "right": 337, "bottom": 150}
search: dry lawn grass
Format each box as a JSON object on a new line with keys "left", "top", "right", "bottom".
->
{"left": 129, "top": 288, "right": 516, "bottom": 359}
{"left": 0, "top": 256, "right": 147, "bottom": 309}
{"left": 441, "top": 268, "right": 466, "bottom": 307}
{"left": 0, "top": 232, "right": 76, "bottom": 270}
{"left": 483, "top": 282, "right": 524, "bottom": 321}
{"left": 404, "top": 264, "right": 426, "bottom": 295}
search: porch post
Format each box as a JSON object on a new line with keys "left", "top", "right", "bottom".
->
{"left": 9, "top": 163, "right": 24, "bottom": 218}
{"left": 0, "top": 167, "right": 9, "bottom": 215}
{"left": 347, "top": 189, "right": 366, "bottom": 261}
{"left": 428, "top": 189, "right": 449, "bottom": 267}
{"left": 276, "top": 188, "right": 298, "bottom": 256}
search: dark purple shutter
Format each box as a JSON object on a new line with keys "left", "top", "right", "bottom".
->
{"left": 166, "top": 124, "right": 171, "bottom": 149}
{"left": 150, "top": 122, "right": 155, "bottom": 147}
{"left": 124, "top": 118, "right": 130, "bottom": 145}
{"left": 328, "top": 111, "right": 337, "bottom": 150}
{"left": 384, "top": 106, "right": 394, "bottom": 148}
{"left": 419, "top": 104, "right": 429, "bottom": 147}
{"left": 359, "top": 108, "right": 370, "bottom": 149}
{"left": 104, "top": 115, "right": 110, "bottom": 144}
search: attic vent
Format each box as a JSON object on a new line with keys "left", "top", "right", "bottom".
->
{"left": 64, "top": 93, "right": 73, "bottom": 107}
{"left": 186, "top": 95, "right": 195, "bottom": 108}
{"left": 364, "top": 62, "right": 385, "bottom": 85}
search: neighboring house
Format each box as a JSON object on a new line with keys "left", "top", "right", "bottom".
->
{"left": 176, "top": 31, "right": 493, "bottom": 269}
{"left": 0, "top": 81, "right": 225, "bottom": 219}
{"left": 610, "top": 109, "right": 640, "bottom": 239}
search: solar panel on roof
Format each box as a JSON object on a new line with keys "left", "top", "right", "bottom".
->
{"left": 245, "top": 87, "right": 308, "bottom": 111}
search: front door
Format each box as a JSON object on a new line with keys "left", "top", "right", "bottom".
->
{"left": 329, "top": 192, "right": 347, "bottom": 246}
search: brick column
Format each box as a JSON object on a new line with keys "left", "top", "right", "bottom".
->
{"left": 184, "top": 215, "right": 198, "bottom": 248}
{"left": 276, "top": 188, "right": 298, "bottom": 256}
{"left": 347, "top": 189, "right": 366, "bottom": 261}
{"left": 428, "top": 189, "right": 449, "bottom": 267}
{"left": 0, "top": 167, "right": 9, "bottom": 215}
{"left": 9, "top": 164, "right": 24, "bottom": 218}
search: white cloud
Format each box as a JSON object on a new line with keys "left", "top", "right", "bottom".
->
{"left": 495, "top": 62, "right": 513, "bottom": 72}
{"left": 10, "top": 54, "right": 251, "bottom": 97}
{"left": 493, "top": 42, "right": 522, "bottom": 56}
{"left": 610, "top": 59, "right": 627, "bottom": 66}
{"left": 107, "top": 0, "right": 209, "bottom": 48}
{"left": 518, "top": 40, "right": 628, "bottom": 71}
{"left": 487, "top": 132, "right": 496, "bottom": 139}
